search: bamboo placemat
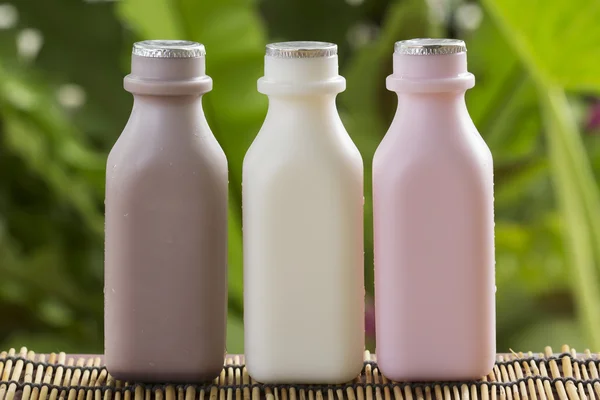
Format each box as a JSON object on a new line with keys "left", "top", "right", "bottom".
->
{"left": 0, "top": 345, "right": 598, "bottom": 400}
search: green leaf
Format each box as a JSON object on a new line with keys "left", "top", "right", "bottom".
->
{"left": 118, "top": 0, "right": 183, "bottom": 39}
{"left": 466, "top": 21, "right": 542, "bottom": 162}
{"left": 1, "top": 113, "right": 103, "bottom": 235}
{"left": 540, "top": 87, "right": 600, "bottom": 348}
{"left": 481, "top": 0, "right": 600, "bottom": 348}
{"left": 0, "top": 64, "right": 105, "bottom": 235}
{"left": 13, "top": 0, "right": 132, "bottom": 146}
{"left": 481, "top": 0, "right": 600, "bottom": 93}
{"left": 465, "top": 11, "right": 550, "bottom": 221}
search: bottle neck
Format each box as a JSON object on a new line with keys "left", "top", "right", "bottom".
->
{"left": 395, "top": 91, "right": 467, "bottom": 111}
{"left": 133, "top": 93, "right": 204, "bottom": 107}
{"left": 124, "top": 55, "right": 212, "bottom": 96}
{"left": 387, "top": 52, "right": 474, "bottom": 93}
{"left": 129, "top": 94, "right": 208, "bottom": 134}
{"left": 258, "top": 55, "right": 345, "bottom": 96}
{"left": 259, "top": 56, "right": 344, "bottom": 124}
{"left": 266, "top": 94, "right": 338, "bottom": 116}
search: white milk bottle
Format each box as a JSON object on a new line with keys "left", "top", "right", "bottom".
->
{"left": 243, "top": 41, "right": 365, "bottom": 384}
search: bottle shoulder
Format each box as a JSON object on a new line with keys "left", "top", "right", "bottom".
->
{"left": 108, "top": 126, "right": 227, "bottom": 184}
{"left": 375, "top": 112, "right": 491, "bottom": 166}
{"left": 244, "top": 132, "right": 362, "bottom": 176}
{"left": 373, "top": 155, "right": 493, "bottom": 211}
{"left": 246, "top": 110, "right": 360, "bottom": 160}
{"left": 244, "top": 138, "right": 363, "bottom": 196}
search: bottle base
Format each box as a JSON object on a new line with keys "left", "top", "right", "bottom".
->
{"left": 377, "top": 352, "right": 495, "bottom": 382}
{"left": 106, "top": 363, "right": 223, "bottom": 383}
{"left": 247, "top": 359, "right": 363, "bottom": 385}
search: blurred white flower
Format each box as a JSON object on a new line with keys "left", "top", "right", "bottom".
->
{"left": 345, "top": 0, "right": 365, "bottom": 6}
{"left": 16, "top": 28, "right": 43, "bottom": 61}
{"left": 347, "top": 22, "right": 380, "bottom": 49}
{"left": 425, "top": 0, "right": 452, "bottom": 25}
{"left": 455, "top": 2, "right": 483, "bottom": 32}
{"left": 0, "top": 3, "right": 18, "bottom": 29}
{"left": 57, "top": 84, "right": 87, "bottom": 109}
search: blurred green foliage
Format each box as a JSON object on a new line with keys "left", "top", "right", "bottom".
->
{"left": 1, "top": 0, "right": 599, "bottom": 355}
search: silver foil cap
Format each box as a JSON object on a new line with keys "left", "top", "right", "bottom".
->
{"left": 394, "top": 38, "right": 466, "bottom": 56}
{"left": 132, "top": 40, "right": 206, "bottom": 58}
{"left": 266, "top": 41, "right": 337, "bottom": 59}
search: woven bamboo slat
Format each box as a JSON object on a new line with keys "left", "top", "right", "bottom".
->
{"left": 0, "top": 346, "right": 597, "bottom": 400}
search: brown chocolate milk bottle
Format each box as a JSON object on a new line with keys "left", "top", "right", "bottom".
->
{"left": 104, "top": 40, "right": 228, "bottom": 382}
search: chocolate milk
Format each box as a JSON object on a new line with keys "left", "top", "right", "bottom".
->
{"left": 104, "top": 40, "right": 228, "bottom": 382}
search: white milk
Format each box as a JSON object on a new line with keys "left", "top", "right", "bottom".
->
{"left": 243, "top": 42, "right": 365, "bottom": 384}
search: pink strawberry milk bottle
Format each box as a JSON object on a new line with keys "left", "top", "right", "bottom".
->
{"left": 373, "top": 39, "right": 495, "bottom": 381}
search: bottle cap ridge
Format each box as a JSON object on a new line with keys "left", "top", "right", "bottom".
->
{"left": 394, "top": 39, "right": 466, "bottom": 56}
{"left": 266, "top": 41, "right": 337, "bottom": 59}
{"left": 132, "top": 40, "right": 206, "bottom": 59}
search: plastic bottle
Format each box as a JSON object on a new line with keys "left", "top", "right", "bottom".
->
{"left": 243, "top": 41, "right": 365, "bottom": 384}
{"left": 373, "top": 39, "right": 495, "bottom": 381}
{"left": 104, "top": 40, "right": 228, "bottom": 382}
